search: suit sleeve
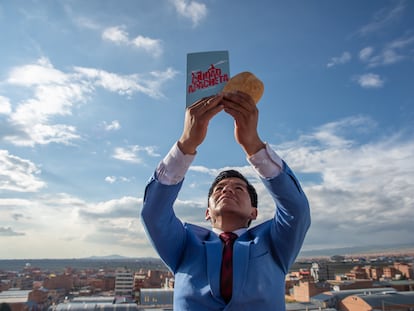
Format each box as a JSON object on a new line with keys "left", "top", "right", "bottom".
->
{"left": 141, "top": 173, "right": 187, "bottom": 272}
{"left": 263, "top": 161, "right": 311, "bottom": 273}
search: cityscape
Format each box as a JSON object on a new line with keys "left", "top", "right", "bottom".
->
{"left": 1, "top": 248, "right": 414, "bottom": 311}
{"left": 1, "top": 1, "right": 414, "bottom": 311}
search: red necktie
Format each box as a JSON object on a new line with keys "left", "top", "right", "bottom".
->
{"left": 219, "top": 232, "right": 238, "bottom": 303}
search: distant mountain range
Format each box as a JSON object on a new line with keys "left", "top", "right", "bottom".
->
{"left": 2, "top": 244, "right": 413, "bottom": 268}
{"left": 0, "top": 257, "right": 167, "bottom": 272}
{"left": 84, "top": 243, "right": 414, "bottom": 261}
{"left": 298, "top": 243, "right": 414, "bottom": 258}
{"left": 84, "top": 254, "right": 131, "bottom": 260}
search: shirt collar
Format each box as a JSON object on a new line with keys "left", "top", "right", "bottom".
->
{"left": 212, "top": 227, "right": 247, "bottom": 237}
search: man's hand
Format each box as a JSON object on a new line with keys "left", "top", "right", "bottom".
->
{"left": 178, "top": 95, "right": 224, "bottom": 155}
{"left": 221, "top": 91, "right": 265, "bottom": 156}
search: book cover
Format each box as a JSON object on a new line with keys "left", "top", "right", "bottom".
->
{"left": 186, "top": 50, "right": 230, "bottom": 107}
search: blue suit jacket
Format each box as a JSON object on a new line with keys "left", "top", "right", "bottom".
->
{"left": 141, "top": 162, "right": 310, "bottom": 311}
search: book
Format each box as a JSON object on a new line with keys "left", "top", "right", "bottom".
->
{"left": 186, "top": 50, "right": 230, "bottom": 107}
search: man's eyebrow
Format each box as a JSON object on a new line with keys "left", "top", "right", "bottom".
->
{"left": 215, "top": 180, "right": 247, "bottom": 188}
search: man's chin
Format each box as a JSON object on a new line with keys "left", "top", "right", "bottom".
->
{"left": 218, "top": 197, "right": 237, "bottom": 205}
{"left": 217, "top": 205, "right": 239, "bottom": 214}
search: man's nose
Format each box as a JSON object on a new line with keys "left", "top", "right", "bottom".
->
{"left": 222, "top": 185, "right": 234, "bottom": 193}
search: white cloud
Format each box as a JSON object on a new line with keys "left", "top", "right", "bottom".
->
{"left": 353, "top": 73, "right": 384, "bottom": 88}
{"left": 189, "top": 165, "right": 257, "bottom": 181}
{"left": 379, "top": 48, "right": 404, "bottom": 65}
{"left": 131, "top": 36, "right": 163, "bottom": 58}
{"left": 72, "top": 16, "right": 101, "bottom": 30}
{"left": 1, "top": 58, "right": 177, "bottom": 146}
{"left": 102, "top": 26, "right": 129, "bottom": 44}
{"left": 359, "top": 47, "right": 374, "bottom": 62}
{"left": 102, "top": 26, "right": 163, "bottom": 57}
{"left": 0, "top": 96, "right": 12, "bottom": 114}
{"left": 112, "top": 145, "right": 160, "bottom": 163}
{"left": 389, "top": 35, "right": 414, "bottom": 50}
{"left": 354, "top": 3, "right": 414, "bottom": 68}
{"left": 357, "top": 1, "right": 405, "bottom": 37}
{"left": 362, "top": 47, "right": 404, "bottom": 68}
{"left": 105, "top": 176, "right": 117, "bottom": 184}
{"left": 169, "top": 0, "right": 207, "bottom": 27}
{"left": 0, "top": 150, "right": 46, "bottom": 192}
{"left": 103, "top": 120, "right": 121, "bottom": 131}
{"left": 271, "top": 117, "right": 414, "bottom": 249}
{"left": 105, "top": 176, "right": 132, "bottom": 184}
{"left": 74, "top": 66, "right": 176, "bottom": 98}
{"left": 5, "top": 58, "right": 90, "bottom": 146}
{"left": 327, "top": 51, "right": 351, "bottom": 68}
{"left": 0, "top": 193, "right": 147, "bottom": 258}
{"left": 112, "top": 146, "right": 142, "bottom": 163}
{"left": 80, "top": 196, "right": 139, "bottom": 219}
{"left": 0, "top": 227, "right": 25, "bottom": 236}
{"left": 144, "top": 68, "right": 180, "bottom": 96}
{"left": 78, "top": 196, "right": 146, "bottom": 250}
{"left": 359, "top": 36, "right": 414, "bottom": 67}
{"left": 7, "top": 57, "right": 68, "bottom": 86}
{"left": 140, "top": 146, "right": 161, "bottom": 157}
{"left": 119, "top": 176, "right": 132, "bottom": 182}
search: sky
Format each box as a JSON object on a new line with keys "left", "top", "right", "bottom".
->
{"left": 0, "top": 0, "right": 413, "bottom": 260}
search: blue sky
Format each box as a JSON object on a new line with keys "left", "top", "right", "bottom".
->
{"left": 0, "top": 0, "right": 413, "bottom": 259}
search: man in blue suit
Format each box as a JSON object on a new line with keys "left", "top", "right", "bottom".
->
{"left": 141, "top": 91, "right": 311, "bottom": 310}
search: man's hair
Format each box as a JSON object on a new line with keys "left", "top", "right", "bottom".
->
{"left": 208, "top": 169, "right": 258, "bottom": 208}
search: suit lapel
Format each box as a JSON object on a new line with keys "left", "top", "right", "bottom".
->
{"left": 232, "top": 239, "right": 251, "bottom": 300}
{"left": 205, "top": 234, "right": 222, "bottom": 298}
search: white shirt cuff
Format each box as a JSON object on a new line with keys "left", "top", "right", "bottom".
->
{"left": 156, "top": 142, "right": 195, "bottom": 185}
{"left": 247, "top": 143, "right": 283, "bottom": 179}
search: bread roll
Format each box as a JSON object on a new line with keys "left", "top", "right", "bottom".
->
{"left": 222, "top": 71, "right": 264, "bottom": 104}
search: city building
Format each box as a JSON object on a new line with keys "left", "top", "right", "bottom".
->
{"left": 0, "top": 289, "right": 31, "bottom": 311}
{"left": 1, "top": 253, "right": 413, "bottom": 310}
{"left": 393, "top": 262, "right": 414, "bottom": 279}
{"left": 43, "top": 274, "right": 73, "bottom": 292}
{"left": 311, "top": 288, "right": 397, "bottom": 309}
{"left": 310, "top": 262, "right": 335, "bottom": 282}
{"left": 340, "top": 291, "right": 414, "bottom": 310}
{"left": 115, "top": 268, "right": 134, "bottom": 297}
{"left": 55, "top": 296, "right": 139, "bottom": 311}
{"left": 292, "top": 281, "right": 330, "bottom": 302}
{"left": 139, "top": 288, "right": 173, "bottom": 306}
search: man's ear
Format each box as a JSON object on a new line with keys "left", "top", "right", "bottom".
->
{"left": 205, "top": 208, "right": 211, "bottom": 221}
{"left": 250, "top": 207, "right": 258, "bottom": 220}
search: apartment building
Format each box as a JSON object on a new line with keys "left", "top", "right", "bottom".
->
{"left": 114, "top": 268, "right": 134, "bottom": 297}
{"left": 339, "top": 291, "right": 414, "bottom": 310}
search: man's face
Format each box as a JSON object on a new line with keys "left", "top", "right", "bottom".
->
{"left": 206, "top": 177, "right": 257, "bottom": 225}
